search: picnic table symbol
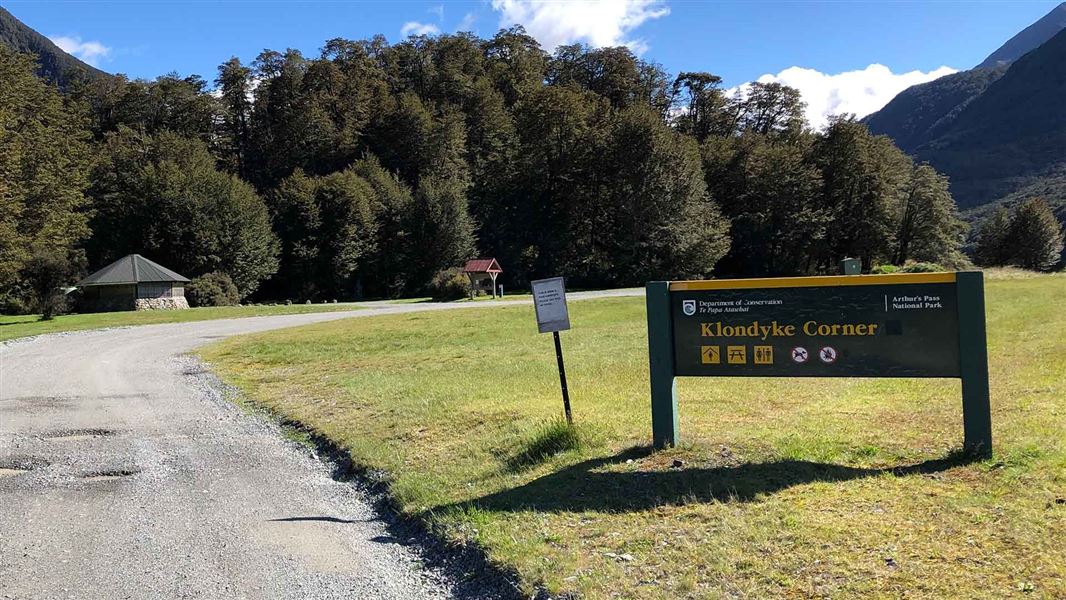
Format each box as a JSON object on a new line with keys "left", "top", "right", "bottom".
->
{"left": 727, "top": 345, "right": 747, "bottom": 364}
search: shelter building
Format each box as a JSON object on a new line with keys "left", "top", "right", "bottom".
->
{"left": 77, "top": 254, "right": 190, "bottom": 312}
{"left": 462, "top": 258, "right": 503, "bottom": 299}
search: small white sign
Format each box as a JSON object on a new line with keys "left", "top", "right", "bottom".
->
{"left": 531, "top": 277, "right": 570, "bottom": 334}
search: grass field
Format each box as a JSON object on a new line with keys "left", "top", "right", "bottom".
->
{"left": 200, "top": 272, "right": 1066, "bottom": 599}
{"left": 0, "top": 303, "right": 364, "bottom": 343}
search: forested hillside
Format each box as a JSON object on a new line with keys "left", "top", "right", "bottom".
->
{"left": 0, "top": 7, "right": 107, "bottom": 88}
{"left": 866, "top": 3, "right": 1066, "bottom": 213}
{"left": 910, "top": 28, "right": 1066, "bottom": 209}
{"left": 2, "top": 26, "right": 974, "bottom": 312}
{"left": 862, "top": 67, "right": 1005, "bottom": 154}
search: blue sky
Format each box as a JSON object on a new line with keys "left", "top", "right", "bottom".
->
{"left": 7, "top": 0, "right": 1060, "bottom": 126}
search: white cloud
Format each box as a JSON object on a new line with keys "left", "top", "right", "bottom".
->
{"left": 734, "top": 63, "right": 958, "bottom": 130}
{"left": 429, "top": 4, "right": 445, "bottom": 21}
{"left": 49, "top": 35, "right": 112, "bottom": 66}
{"left": 490, "top": 0, "right": 669, "bottom": 54}
{"left": 457, "top": 12, "right": 478, "bottom": 32}
{"left": 401, "top": 21, "right": 441, "bottom": 37}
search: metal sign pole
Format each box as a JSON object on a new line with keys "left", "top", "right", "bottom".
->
{"left": 553, "top": 331, "right": 573, "bottom": 425}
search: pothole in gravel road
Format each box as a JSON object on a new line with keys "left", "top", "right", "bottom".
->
{"left": 0, "top": 456, "right": 49, "bottom": 478}
{"left": 79, "top": 468, "right": 140, "bottom": 482}
{"left": 39, "top": 428, "right": 118, "bottom": 441}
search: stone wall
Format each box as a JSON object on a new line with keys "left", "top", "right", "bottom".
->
{"left": 134, "top": 297, "right": 190, "bottom": 311}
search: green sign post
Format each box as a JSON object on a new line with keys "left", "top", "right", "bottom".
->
{"left": 646, "top": 272, "right": 991, "bottom": 457}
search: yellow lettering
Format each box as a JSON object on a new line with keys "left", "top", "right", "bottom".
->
{"left": 803, "top": 321, "right": 817, "bottom": 335}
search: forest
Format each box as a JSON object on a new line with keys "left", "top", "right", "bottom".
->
{"left": 3, "top": 26, "right": 1058, "bottom": 312}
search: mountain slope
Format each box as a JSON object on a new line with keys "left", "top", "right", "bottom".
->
{"left": 976, "top": 2, "right": 1066, "bottom": 69}
{"left": 0, "top": 6, "right": 108, "bottom": 88}
{"left": 862, "top": 66, "right": 1005, "bottom": 154}
{"left": 866, "top": 3, "right": 1066, "bottom": 213}
{"left": 912, "top": 27, "right": 1066, "bottom": 208}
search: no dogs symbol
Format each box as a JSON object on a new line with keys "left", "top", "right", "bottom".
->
{"left": 791, "top": 347, "right": 809, "bottom": 363}
{"left": 819, "top": 346, "right": 838, "bottom": 364}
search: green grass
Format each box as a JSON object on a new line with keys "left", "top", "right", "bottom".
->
{"left": 200, "top": 273, "right": 1066, "bottom": 599}
{"left": 0, "top": 303, "right": 364, "bottom": 343}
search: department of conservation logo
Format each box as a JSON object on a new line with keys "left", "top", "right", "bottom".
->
{"left": 682, "top": 299, "right": 696, "bottom": 316}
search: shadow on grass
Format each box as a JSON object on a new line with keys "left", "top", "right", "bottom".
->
{"left": 504, "top": 420, "right": 585, "bottom": 473}
{"left": 446, "top": 446, "right": 977, "bottom": 514}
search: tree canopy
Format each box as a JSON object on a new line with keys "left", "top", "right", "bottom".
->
{"left": 0, "top": 26, "right": 1004, "bottom": 312}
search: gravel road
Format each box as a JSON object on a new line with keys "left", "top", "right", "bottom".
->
{"left": 0, "top": 290, "right": 640, "bottom": 599}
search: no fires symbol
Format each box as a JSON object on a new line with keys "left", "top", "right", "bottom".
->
{"left": 819, "top": 346, "right": 838, "bottom": 364}
{"left": 791, "top": 347, "right": 809, "bottom": 363}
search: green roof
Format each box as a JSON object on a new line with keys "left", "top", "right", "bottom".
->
{"left": 77, "top": 254, "right": 190, "bottom": 287}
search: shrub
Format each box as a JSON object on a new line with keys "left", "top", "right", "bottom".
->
{"left": 1005, "top": 198, "right": 1064, "bottom": 271}
{"left": 900, "top": 262, "right": 945, "bottom": 273}
{"left": 428, "top": 267, "right": 471, "bottom": 301}
{"left": 24, "top": 249, "right": 78, "bottom": 320}
{"left": 870, "top": 265, "right": 899, "bottom": 274}
{"left": 186, "top": 272, "right": 239, "bottom": 307}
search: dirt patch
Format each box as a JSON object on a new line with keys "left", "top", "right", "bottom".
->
{"left": 80, "top": 468, "right": 139, "bottom": 482}
{"left": 39, "top": 428, "right": 118, "bottom": 441}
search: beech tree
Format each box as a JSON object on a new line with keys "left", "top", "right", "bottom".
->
{"left": 88, "top": 129, "right": 279, "bottom": 298}
{"left": 813, "top": 117, "right": 912, "bottom": 271}
{"left": 894, "top": 164, "right": 966, "bottom": 266}
{"left": 1005, "top": 198, "right": 1064, "bottom": 271}
{"left": 0, "top": 47, "right": 90, "bottom": 311}
{"left": 972, "top": 206, "right": 1012, "bottom": 267}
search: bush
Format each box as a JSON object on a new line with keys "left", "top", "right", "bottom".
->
{"left": 24, "top": 249, "right": 78, "bottom": 320}
{"left": 428, "top": 267, "right": 471, "bottom": 301}
{"left": 186, "top": 272, "right": 239, "bottom": 307}
{"left": 870, "top": 265, "right": 900, "bottom": 274}
{"left": 900, "top": 262, "right": 945, "bottom": 273}
{"left": 1005, "top": 198, "right": 1064, "bottom": 271}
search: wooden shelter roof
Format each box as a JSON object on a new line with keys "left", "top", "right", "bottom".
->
{"left": 462, "top": 258, "right": 502, "bottom": 274}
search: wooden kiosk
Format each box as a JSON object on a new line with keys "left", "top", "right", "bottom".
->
{"left": 462, "top": 258, "right": 503, "bottom": 299}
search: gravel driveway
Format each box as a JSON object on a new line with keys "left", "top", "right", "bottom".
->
{"left": 0, "top": 291, "right": 640, "bottom": 599}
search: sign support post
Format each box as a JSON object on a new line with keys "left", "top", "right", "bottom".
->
{"left": 531, "top": 277, "right": 575, "bottom": 425}
{"left": 956, "top": 271, "right": 992, "bottom": 457}
{"left": 647, "top": 281, "right": 679, "bottom": 448}
{"left": 553, "top": 331, "right": 573, "bottom": 425}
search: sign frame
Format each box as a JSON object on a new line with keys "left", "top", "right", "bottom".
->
{"left": 646, "top": 271, "right": 991, "bottom": 457}
{"left": 531, "top": 277, "right": 571, "bottom": 334}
